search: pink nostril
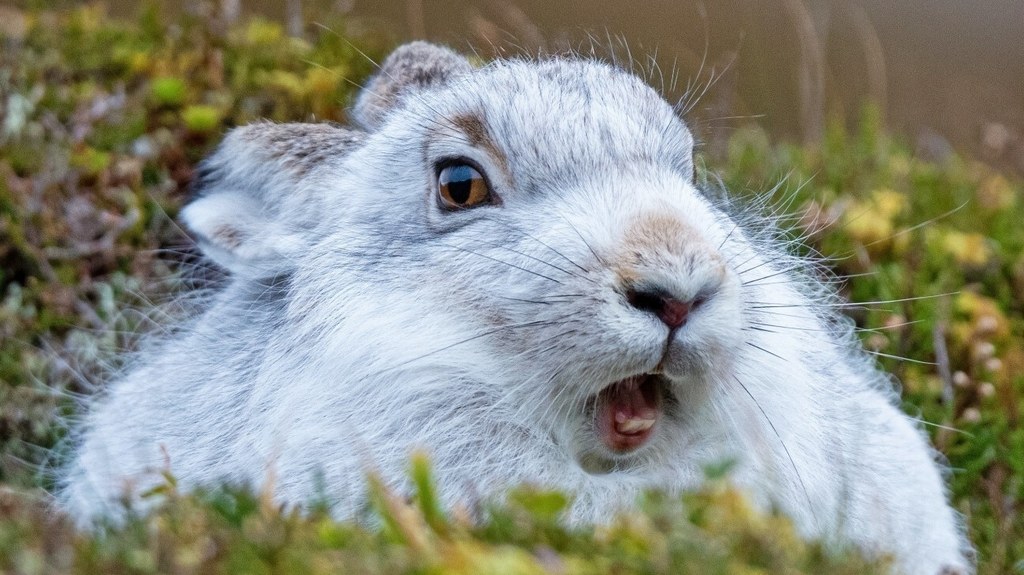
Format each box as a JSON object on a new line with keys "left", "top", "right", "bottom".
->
{"left": 657, "top": 297, "right": 690, "bottom": 329}
{"left": 626, "top": 289, "right": 692, "bottom": 329}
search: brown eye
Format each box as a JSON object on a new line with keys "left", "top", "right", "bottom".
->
{"left": 438, "top": 163, "right": 491, "bottom": 209}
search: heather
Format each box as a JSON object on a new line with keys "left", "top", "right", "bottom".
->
{"left": 0, "top": 6, "right": 1021, "bottom": 573}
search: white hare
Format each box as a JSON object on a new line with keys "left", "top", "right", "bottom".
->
{"left": 62, "top": 42, "right": 971, "bottom": 574}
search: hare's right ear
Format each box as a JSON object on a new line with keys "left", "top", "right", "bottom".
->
{"left": 351, "top": 41, "right": 473, "bottom": 131}
{"left": 182, "top": 122, "right": 362, "bottom": 277}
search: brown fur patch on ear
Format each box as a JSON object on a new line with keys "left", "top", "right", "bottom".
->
{"left": 237, "top": 122, "right": 364, "bottom": 179}
{"left": 211, "top": 224, "right": 245, "bottom": 251}
{"left": 185, "top": 121, "right": 364, "bottom": 275}
{"left": 352, "top": 42, "right": 473, "bottom": 131}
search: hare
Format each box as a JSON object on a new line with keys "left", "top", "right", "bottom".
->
{"left": 62, "top": 42, "right": 971, "bottom": 574}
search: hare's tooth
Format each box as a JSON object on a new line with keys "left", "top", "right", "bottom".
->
{"left": 617, "top": 417, "right": 656, "bottom": 434}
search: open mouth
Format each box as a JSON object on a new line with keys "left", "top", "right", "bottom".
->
{"left": 594, "top": 374, "right": 667, "bottom": 453}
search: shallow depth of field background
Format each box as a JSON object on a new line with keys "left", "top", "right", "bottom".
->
{"left": 102, "top": 0, "right": 1024, "bottom": 175}
{"left": 0, "top": 1, "right": 1021, "bottom": 574}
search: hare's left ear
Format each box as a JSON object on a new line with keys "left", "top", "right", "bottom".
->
{"left": 351, "top": 41, "right": 473, "bottom": 131}
{"left": 182, "top": 122, "right": 362, "bottom": 277}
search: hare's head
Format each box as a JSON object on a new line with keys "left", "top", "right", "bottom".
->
{"left": 182, "top": 42, "right": 747, "bottom": 471}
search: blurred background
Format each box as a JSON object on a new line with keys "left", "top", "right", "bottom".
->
{"left": 91, "top": 0, "right": 1024, "bottom": 174}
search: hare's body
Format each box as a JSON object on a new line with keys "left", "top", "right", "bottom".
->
{"left": 64, "top": 44, "right": 970, "bottom": 574}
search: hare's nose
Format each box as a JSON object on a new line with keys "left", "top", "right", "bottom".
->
{"left": 626, "top": 288, "right": 693, "bottom": 329}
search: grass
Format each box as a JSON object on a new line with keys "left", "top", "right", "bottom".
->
{"left": 0, "top": 4, "right": 1021, "bottom": 574}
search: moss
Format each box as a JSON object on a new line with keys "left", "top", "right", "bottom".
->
{"left": 149, "top": 76, "right": 187, "bottom": 107}
{"left": 181, "top": 104, "right": 223, "bottom": 133}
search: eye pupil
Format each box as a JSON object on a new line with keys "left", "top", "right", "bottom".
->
{"left": 448, "top": 180, "right": 471, "bottom": 204}
{"left": 446, "top": 166, "right": 474, "bottom": 204}
{"left": 438, "top": 163, "right": 491, "bottom": 209}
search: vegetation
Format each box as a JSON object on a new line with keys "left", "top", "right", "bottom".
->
{"left": 0, "top": 4, "right": 1020, "bottom": 574}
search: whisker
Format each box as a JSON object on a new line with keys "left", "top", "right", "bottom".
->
{"left": 382, "top": 314, "right": 575, "bottom": 372}
{"left": 912, "top": 418, "right": 974, "bottom": 437}
{"left": 745, "top": 340, "right": 786, "bottom": 361}
{"left": 862, "top": 350, "right": 936, "bottom": 366}
{"left": 488, "top": 220, "right": 593, "bottom": 275}
{"left": 494, "top": 296, "right": 554, "bottom": 305}
{"left": 557, "top": 214, "right": 607, "bottom": 268}
{"left": 833, "top": 202, "right": 969, "bottom": 260}
{"left": 440, "top": 243, "right": 563, "bottom": 284}
{"left": 740, "top": 263, "right": 807, "bottom": 286}
{"left": 747, "top": 292, "right": 958, "bottom": 310}
{"left": 463, "top": 234, "right": 595, "bottom": 284}
{"left": 730, "top": 375, "right": 815, "bottom": 514}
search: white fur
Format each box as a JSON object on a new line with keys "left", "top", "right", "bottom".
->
{"left": 62, "top": 44, "right": 971, "bottom": 575}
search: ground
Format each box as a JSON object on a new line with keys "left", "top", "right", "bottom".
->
{"left": 0, "top": 5, "right": 1021, "bottom": 574}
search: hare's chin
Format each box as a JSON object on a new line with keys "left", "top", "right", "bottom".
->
{"left": 593, "top": 374, "right": 669, "bottom": 453}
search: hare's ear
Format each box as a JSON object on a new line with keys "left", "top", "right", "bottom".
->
{"left": 182, "top": 122, "right": 363, "bottom": 277}
{"left": 351, "top": 41, "right": 473, "bottom": 131}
